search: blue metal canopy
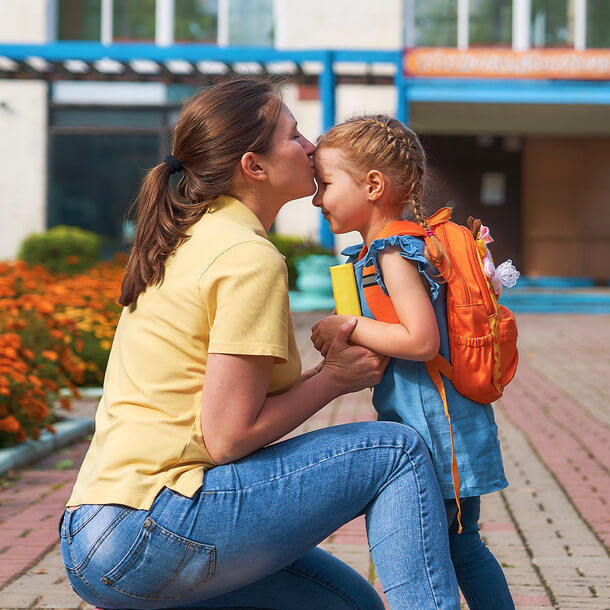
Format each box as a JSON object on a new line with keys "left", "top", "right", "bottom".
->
{"left": 2, "top": 42, "right": 609, "bottom": 248}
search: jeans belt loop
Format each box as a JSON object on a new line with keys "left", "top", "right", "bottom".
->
{"left": 62, "top": 507, "right": 75, "bottom": 542}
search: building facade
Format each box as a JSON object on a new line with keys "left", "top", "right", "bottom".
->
{"left": 0, "top": 0, "right": 609, "bottom": 279}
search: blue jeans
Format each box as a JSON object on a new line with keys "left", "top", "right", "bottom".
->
{"left": 61, "top": 422, "right": 459, "bottom": 609}
{"left": 445, "top": 496, "right": 514, "bottom": 610}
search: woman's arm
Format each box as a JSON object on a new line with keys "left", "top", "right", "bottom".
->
{"left": 312, "top": 250, "right": 439, "bottom": 361}
{"left": 201, "top": 318, "right": 388, "bottom": 465}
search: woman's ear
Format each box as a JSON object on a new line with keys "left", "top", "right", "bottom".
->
{"left": 240, "top": 152, "right": 268, "bottom": 182}
{"left": 366, "top": 170, "right": 385, "bottom": 202}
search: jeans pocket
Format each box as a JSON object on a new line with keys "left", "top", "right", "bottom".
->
{"left": 101, "top": 516, "right": 216, "bottom": 600}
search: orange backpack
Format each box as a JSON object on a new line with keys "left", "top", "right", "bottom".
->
{"left": 358, "top": 207, "right": 519, "bottom": 530}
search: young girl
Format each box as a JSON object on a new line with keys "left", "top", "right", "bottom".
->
{"left": 311, "top": 115, "right": 514, "bottom": 610}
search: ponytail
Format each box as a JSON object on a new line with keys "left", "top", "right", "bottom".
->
{"left": 118, "top": 77, "right": 283, "bottom": 308}
{"left": 119, "top": 163, "right": 209, "bottom": 307}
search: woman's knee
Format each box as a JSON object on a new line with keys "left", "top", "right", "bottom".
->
{"left": 354, "top": 420, "right": 427, "bottom": 453}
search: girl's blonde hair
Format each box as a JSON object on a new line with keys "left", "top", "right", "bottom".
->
{"left": 317, "top": 115, "right": 447, "bottom": 272}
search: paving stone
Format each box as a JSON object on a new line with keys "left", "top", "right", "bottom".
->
{"left": 495, "top": 404, "right": 610, "bottom": 609}
{"left": 0, "top": 311, "right": 608, "bottom": 608}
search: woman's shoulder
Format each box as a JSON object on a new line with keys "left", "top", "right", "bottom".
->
{"left": 189, "top": 213, "right": 280, "bottom": 262}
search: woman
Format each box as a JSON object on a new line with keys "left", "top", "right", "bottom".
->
{"left": 60, "top": 78, "right": 459, "bottom": 609}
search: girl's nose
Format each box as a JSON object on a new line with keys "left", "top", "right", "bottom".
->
{"left": 312, "top": 187, "right": 321, "bottom": 207}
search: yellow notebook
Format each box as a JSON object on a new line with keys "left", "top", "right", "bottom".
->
{"left": 330, "top": 263, "right": 362, "bottom": 316}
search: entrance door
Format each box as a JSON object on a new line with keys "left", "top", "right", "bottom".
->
{"left": 421, "top": 134, "right": 522, "bottom": 270}
{"left": 522, "top": 137, "right": 610, "bottom": 281}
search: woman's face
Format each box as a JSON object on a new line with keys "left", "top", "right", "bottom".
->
{"left": 262, "top": 104, "right": 316, "bottom": 202}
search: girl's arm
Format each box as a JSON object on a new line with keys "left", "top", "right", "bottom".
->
{"left": 312, "top": 249, "right": 439, "bottom": 361}
{"left": 201, "top": 318, "right": 388, "bottom": 465}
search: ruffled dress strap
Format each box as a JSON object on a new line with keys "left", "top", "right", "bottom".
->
{"left": 341, "top": 243, "right": 363, "bottom": 265}
{"left": 343, "top": 235, "right": 440, "bottom": 301}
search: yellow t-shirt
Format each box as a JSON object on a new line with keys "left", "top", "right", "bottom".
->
{"left": 67, "top": 196, "right": 302, "bottom": 510}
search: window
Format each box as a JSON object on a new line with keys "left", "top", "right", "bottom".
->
{"left": 49, "top": 133, "right": 159, "bottom": 254}
{"left": 469, "top": 0, "right": 512, "bottom": 47}
{"left": 530, "top": 0, "right": 571, "bottom": 47}
{"left": 175, "top": 0, "right": 218, "bottom": 43}
{"left": 228, "top": 0, "right": 274, "bottom": 46}
{"left": 48, "top": 103, "right": 179, "bottom": 255}
{"left": 586, "top": 0, "right": 610, "bottom": 48}
{"left": 57, "top": 0, "right": 101, "bottom": 40}
{"left": 414, "top": 0, "right": 458, "bottom": 47}
{"left": 55, "top": 0, "right": 274, "bottom": 46}
{"left": 113, "top": 0, "right": 156, "bottom": 41}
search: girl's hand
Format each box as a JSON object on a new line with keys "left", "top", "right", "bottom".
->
{"left": 311, "top": 314, "right": 351, "bottom": 356}
{"left": 321, "top": 317, "right": 389, "bottom": 392}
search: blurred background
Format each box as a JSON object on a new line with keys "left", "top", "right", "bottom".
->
{"left": 0, "top": 0, "right": 608, "bottom": 280}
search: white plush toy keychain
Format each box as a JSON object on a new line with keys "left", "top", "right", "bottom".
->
{"left": 468, "top": 217, "right": 520, "bottom": 298}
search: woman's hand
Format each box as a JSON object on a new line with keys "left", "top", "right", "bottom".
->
{"left": 320, "top": 318, "right": 389, "bottom": 393}
{"left": 311, "top": 314, "right": 351, "bottom": 356}
{"left": 201, "top": 319, "right": 387, "bottom": 466}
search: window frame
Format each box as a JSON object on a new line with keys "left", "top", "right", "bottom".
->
{"left": 53, "top": 0, "right": 276, "bottom": 47}
{"left": 403, "top": 0, "right": 605, "bottom": 50}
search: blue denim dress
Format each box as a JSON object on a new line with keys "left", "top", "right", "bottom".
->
{"left": 343, "top": 235, "right": 508, "bottom": 499}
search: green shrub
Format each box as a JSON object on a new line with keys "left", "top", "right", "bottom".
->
{"left": 18, "top": 225, "right": 101, "bottom": 276}
{"left": 268, "top": 234, "right": 333, "bottom": 289}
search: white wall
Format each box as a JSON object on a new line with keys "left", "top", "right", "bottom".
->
{"left": 274, "top": 85, "right": 321, "bottom": 241}
{"left": 275, "top": 0, "right": 402, "bottom": 49}
{"left": 0, "top": 81, "right": 48, "bottom": 259}
{"left": 0, "top": 0, "right": 48, "bottom": 42}
{"left": 273, "top": 1, "right": 403, "bottom": 251}
{"left": 0, "top": 0, "right": 49, "bottom": 259}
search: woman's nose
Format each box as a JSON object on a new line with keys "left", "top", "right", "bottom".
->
{"left": 302, "top": 137, "right": 315, "bottom": 156}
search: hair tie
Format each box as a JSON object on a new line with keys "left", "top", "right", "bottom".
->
{"left": 426, "top": 229, "right": 434, "bottom": 237}
{"left": 164, "top": 153, "right": 183, "bottom": 175}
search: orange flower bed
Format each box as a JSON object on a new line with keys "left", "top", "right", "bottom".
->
{"left": 0, "top": 257, "right": 124, "bottom": 448}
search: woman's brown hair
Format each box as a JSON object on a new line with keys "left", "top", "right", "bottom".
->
{"left": 316, "top": 115, "right": 447, "bottom": 271}
{"left": 119, "top": 78, "right": 283, "bottom": 307}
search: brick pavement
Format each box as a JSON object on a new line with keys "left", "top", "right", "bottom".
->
{"left": 0, "top": 312, "right": 608, "bottom": 609}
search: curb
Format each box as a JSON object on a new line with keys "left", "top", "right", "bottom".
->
{"left": 0, "top": 417, "right": 94, "bottom": 476}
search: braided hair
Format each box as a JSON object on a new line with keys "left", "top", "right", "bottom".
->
{"left": 316, "top": 115, "right": 447, "bottom": 271}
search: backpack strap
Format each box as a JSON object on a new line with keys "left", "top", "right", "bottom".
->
{"left": 425, "top": 359, "right": 462, "bottom": 533}
{"left": 358, "top": 209, "right": 463, "bottom": 532}
{"left": 357, "top": 207, "right": 454, "bottom": 261}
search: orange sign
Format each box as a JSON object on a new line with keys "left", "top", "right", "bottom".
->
{"left": 404, "top": 48, "right": 610, "bottom": 80}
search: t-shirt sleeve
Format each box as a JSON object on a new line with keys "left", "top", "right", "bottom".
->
{"left": 199, "top": 240, "right": 291, "bottom": 362}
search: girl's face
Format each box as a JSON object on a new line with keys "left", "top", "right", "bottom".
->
{"left": 313, "top": 147, "right": 372, "bottom": 235}
{"left": 262, "top": 104, "right": 316, "bottom": 202}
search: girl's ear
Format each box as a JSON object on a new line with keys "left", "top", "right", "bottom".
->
{"left": 366, "top": 170, "right": 385, "bottom": 202}
{"left": 240, "top": 152, "right": 267, "bottom": 182}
